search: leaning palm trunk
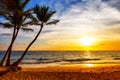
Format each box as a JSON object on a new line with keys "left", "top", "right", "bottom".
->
{"left": 12, "top": 24, "right": 43, "bottom": 66}
{"left": 0, "top": 25, "right": 17, "bottom": 66}
{"left": 5, "top": 28, "right": 20, "bottom": 66}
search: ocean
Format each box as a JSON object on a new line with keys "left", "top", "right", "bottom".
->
{"left": 0, "top": 51, "right": 120, "bottom": 66}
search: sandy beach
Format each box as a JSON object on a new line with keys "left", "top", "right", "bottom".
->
{"left": 0, "top": 64, "right": 120, "bottom": 80}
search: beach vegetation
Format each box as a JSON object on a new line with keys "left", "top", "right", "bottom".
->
{"left": 0, "top": 0, "right": 37, "bottom": 67}
{"left": 12, "top": 5, "right": 59, "bottom": 66}
{"left": 0, "top": 0, "right": 59, "bottom": 72}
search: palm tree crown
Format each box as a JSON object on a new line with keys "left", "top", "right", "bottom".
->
{"left": 0, "top": 0, "right": 36, "bottom": 31}
{"left": 34, "top": 5, "right": 59, "bottom": 24}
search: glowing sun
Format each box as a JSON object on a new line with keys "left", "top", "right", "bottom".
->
{"left": 80, "top": 37, "right": 95, "bottom": 46}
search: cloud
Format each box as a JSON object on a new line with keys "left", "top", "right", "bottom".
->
{"left": 1, "top": 0, "right": 120, "bottom": 38}
{"left": 42, "top": 30, "right": 54, "bottom": 33}
{"left": 0, "top": 0, "right": 120, "bottom": 50}
{"left": 104, "top": 20, "right": 120, "bottom": 26}
{"left": 0, "top": 33, "right": 12, "bottom": 36}
{"left": 0, "top": 28, "right": 12, "bottom": 37}
{"left": 103, "top": 24, "right": 120, "bottom": 35}
{"left": 103, "top": 0, "right": 120, "bottom": 10}
{"left": 35, "top": 0, "right": 120, "bottom": 43}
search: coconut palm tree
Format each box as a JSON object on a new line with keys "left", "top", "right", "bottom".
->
{"left": 0, "top": 0, "right": 37, "bottom": 67}
{"left": 12, "top": 5, "right": 59, "bottom": 66}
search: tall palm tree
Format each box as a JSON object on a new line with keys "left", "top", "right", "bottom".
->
{"left": 0, "top": 0, "right": 17, "bottom": 66}
{"left": 0, "top": 0, "right": 37, "bottom": 67}
{"left": 12, "top": 5, "right": 59, "bottom": 66}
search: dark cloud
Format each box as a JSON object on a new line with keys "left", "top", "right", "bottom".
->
{"left": 0, "top": 33, "right": 12, "bottom": 36}
{"left": 42, "top": 30, "right": 54, "bottom": 33}
{"left": 104, "top": 20, "right": 120, "bottom": 26}
{"left": 102, "top": 0, "right": 120, "bottom": 10}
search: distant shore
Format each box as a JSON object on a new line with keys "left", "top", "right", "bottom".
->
{"left": 1, "top": 64, "right": 120, "bottom": 80}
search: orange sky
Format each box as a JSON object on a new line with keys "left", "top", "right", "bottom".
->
{"left": 4, "top": 38, "right": 119, "bottom": 51}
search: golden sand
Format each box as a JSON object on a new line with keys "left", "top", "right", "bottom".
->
{"left": 0, "top": 64, "right": 120, "bottom": 80}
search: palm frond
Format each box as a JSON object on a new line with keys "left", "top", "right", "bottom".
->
{"left": 34, "top": 5, "right": 43, "bottom": 21}
{"left": 0, "top": 1, "right": 11, "bottom": 14}
{"left": 22, "top": 0, "right": 30, "bottom": 9}
{"left": 43, "top": 11, "right": 56, "bottom": 22}
{"left": 27, "top": 14, "right": 38, "bottom": 21}
{"left": 3, "top": 14, "right": 13, "bottom": 21}
{"left": 21, "top": 27, "right": 33, "bottom": 32}
{"left": 24, "top": 8, "right": 34, "bottom": 14}
{"left": 46, "top": 20, "right": 59, "bottom": 25}
{"left": 0, "top": 22, "right": 13, "bottom": 28}
{"left": 42, "top": 5, "right": 49, "bottom": 20}
{"left": 22, "top": 9, "right": 34, "bottom": 22}
{"left": 0, "top": 11, "right": 7, "bottom": 15}
{"left": 34, "top": 5, "right": 56, "bottom": 23}
{"left": 34, "top": 5, "right": 49, "bottom": 21}
{"left": 24, "top": 14, "right": 39, "bottom": 26}
{"left": 23, "top": 21, "right": 36, "bottom": 26}
{"left": 0, "top": 22, "right": 5, "bottom": 26}
{"left": 15, "top": 0, "right": 21, "bottom": 10}
{"left": 3, "top": 0, "right": 17, "bottom": 10}
{"left": 0, "top": 0, "right": 8, "bottom": 10}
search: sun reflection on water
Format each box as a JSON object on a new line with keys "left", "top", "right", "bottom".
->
{"left": 84, "top": 51, "right": 92, "bottom": 58}
{"left": 85, "top": 64, "right": 94, "bottom": 67}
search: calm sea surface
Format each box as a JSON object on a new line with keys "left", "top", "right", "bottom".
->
{"left": 0, "top": 51, "right": 120, "bottom": 65}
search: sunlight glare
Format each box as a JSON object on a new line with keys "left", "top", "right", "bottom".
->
{"left": 85, "top": 64, "right": 94, "bottom": 67}
{"left": 80, "top": 37, "right": 95, "bottom": 46}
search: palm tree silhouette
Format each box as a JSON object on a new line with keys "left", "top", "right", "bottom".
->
{"left": 0, "top": 0, "right": 37, "bottom": 66}
{"left": 12, "top": 5, "right": 59, "bottom": 66}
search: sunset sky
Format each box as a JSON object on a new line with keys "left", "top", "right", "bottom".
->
{"left": 0, "top": 0, "right": 120, "bottom": 51}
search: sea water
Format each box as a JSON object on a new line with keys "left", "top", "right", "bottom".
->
{"left": 0, "top": 51, "right": 120, "bottom": 66}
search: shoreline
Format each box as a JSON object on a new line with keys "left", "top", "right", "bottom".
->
{"left": 21, "top": 64, "right": 120, "bottom": 72}
{"left": 1, "top": 64, "right": 120, "bottom": 80}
